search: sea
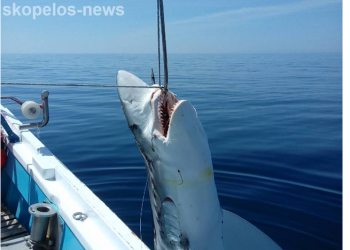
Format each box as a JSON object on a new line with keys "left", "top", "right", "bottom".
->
{"left": 1, "top": 53, "right": 342, "bottom": 250}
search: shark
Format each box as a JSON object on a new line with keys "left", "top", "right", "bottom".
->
{"left": 117, "top": 70, "right": 282, "bottom": 250}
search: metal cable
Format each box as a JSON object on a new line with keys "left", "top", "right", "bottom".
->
{"left": 159, "top": 0, "right": 168, "bottom": 91}
{"left": 1, "top": 82, "right": 163, "bottom": 89}
{"left": 157, "top": 0, "right": 161, "bottom": 86}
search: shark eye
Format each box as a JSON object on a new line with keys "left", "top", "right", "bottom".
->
{"left": 164, "top": 197, "right": 174, "bottom": 202}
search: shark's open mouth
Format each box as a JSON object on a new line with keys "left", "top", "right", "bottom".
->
{"left": 158, "top": 91, "right": 178, "bottom": 137}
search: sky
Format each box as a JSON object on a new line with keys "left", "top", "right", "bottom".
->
{"left": 0, "top": 0, "right": 342, "bottom": 54}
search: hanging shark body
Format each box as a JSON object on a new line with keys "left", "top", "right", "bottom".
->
{"left": 117, "top": 70, "right": 282, "bottom": 250}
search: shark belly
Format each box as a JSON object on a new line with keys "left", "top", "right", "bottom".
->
{"left": 146, "top": 160, "right": 224, "bottom": 250}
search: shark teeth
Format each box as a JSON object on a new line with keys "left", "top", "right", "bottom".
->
{"left": 158, "top": 91, "right": 178, "bottom": 137}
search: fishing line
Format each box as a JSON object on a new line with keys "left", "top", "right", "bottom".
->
{"left": 36, "top": 123, "right": 41, "bottom": 139}
{"left": 2, "top": 82, "right": 164, "bottom": 89}
{"left": 139, "top": 178, "right": 148, "bottom": 245}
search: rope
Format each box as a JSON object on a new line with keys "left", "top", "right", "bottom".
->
{"left": 1, "top": 82, "right": 163, "bottom": 89}
{"left": 0, "top": 96, "right": 23, "bottom": 105}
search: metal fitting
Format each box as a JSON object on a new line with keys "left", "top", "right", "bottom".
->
{"left": 19, "top": 90, "right": 50, "bottom": 130}
{"left": 28, "top": 203, "right": 56, "bottom": 244}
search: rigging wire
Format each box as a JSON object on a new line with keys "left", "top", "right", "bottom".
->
{"left": 159, "top": 0, "right": 168, "bottom": 91}
{"left": 1, "top": 82, "right": 164, "bottom": 89}
{"left": 157, "top": 0, "right": 161, "bottom": 86}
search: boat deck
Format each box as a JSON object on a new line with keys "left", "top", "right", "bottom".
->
{"left": 1, "top": 203, "right": 31, "bottom": 250}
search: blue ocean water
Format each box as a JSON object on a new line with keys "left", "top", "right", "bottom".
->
{"left": 1, "top": 53, "right": 342, "bottom": 250}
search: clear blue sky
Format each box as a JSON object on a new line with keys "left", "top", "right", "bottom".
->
{"left": 1, "top": 0, "right": 342, "bottom": 53}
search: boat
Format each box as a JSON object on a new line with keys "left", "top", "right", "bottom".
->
{"left": 1, "top": 91, "right": 150, "bottom": 250}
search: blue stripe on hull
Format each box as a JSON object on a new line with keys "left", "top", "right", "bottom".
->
{"left": 1, "top": 149, "right": 84, "bottom": 250}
